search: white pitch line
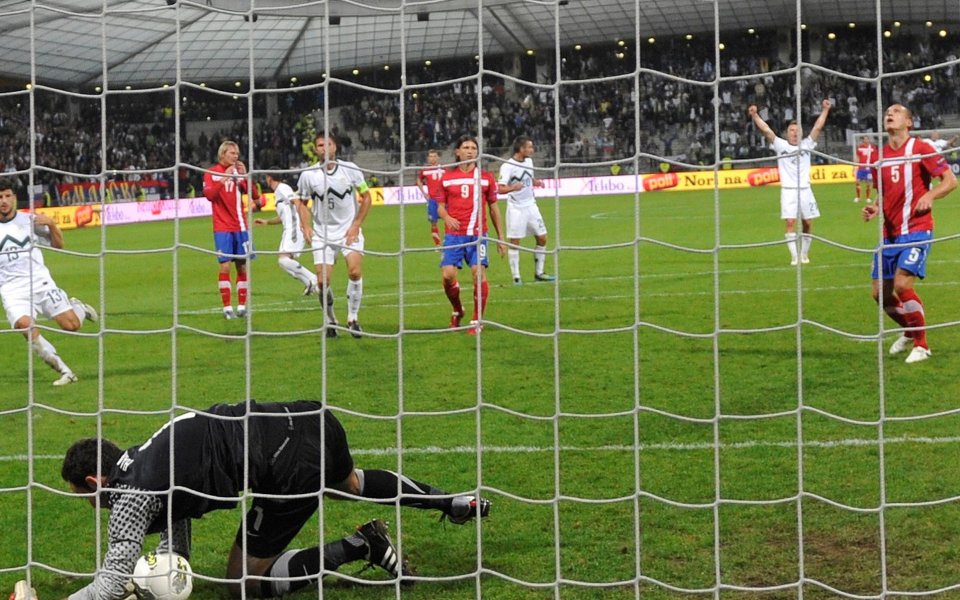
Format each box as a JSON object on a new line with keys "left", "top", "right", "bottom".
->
{"left": 5, "top": 434, "right": 960, "bottom": 463}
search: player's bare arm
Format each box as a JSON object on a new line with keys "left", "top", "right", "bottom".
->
{"left": 748, "top": 105, "right": 776, "bottom": 143}
{"left": 808, "top": 99, "right": 832, "bottom": 142}
{"left": 346, "top": 190, "right": 372, "bottom": 245}
{"left": 533, "top": 178, "right": 544, "bottom": 188}
{"left": 34, "top": 213, "right": 64, "bottom": 249}
{"left": 914, "top": 168, "right": 958, "bottom": 215}
{"left": 254, "top": 216, "right": 280, "bottom": 225}
{"left": 489, "top": 203, "right": 506, "bottom": 257}
{"left": 296, "top": 198, "right": 313, "bottom": 241}
{"left": 416, "top": 174, "right": 430, "bottom": 200}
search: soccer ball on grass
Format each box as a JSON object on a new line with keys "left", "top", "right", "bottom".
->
{"left": 132, "top": 552, "right": 193, "bottom": 600}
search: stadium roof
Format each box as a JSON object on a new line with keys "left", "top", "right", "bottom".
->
{"left": 0, "top": 0, "right": 955, "bottom": 88}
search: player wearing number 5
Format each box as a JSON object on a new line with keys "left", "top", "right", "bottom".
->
{"left": 862, "top": 104, "right": 957, "bottom": 363}
{"left": 0, "top": 178, "right": 98, "bottom": 386}
{"left": 203, "top": 140, "right": 262, "bottom": 320}
{"left": 436, "top": 135, "right": 506, "bottom": 334}
{"left": 296, "top": 134, "right": 372, "bottom": 339}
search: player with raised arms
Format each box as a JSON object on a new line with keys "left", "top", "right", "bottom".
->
{"left": 0, "top": 178, "right": 98, "bottom": 386}
{"left": 202, "top": 140, "right": 262, "bottom": 320}
{"left": 862, "top": 103, "right": 957, "bottom": 363}
{"left": 253, "top": 171, "right": 319, "bottom": 296}
{"left": 416, "top": 148, "right": 445, "bottom": 248}
{"left": 435, "top": 135, "right": 506, "bottom": 333}
{"left": 296, "top": 134, "right": 372, "bottom": 338}
{"left": 749, "top": 99, "right": 832, "bottom": 265}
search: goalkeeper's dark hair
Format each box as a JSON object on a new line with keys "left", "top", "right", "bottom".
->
{"left": 512, "top": 135, "right": 533, "bottom": 154}
{"left": 0, "top": 177, "right": 17, "bottom": 193}
{"left": 62, "top": 438, "right": 122, "bottom": 488}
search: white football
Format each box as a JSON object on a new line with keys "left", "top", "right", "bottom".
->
{"left": 132, "top": 552, "right": 193, "bottom": 600}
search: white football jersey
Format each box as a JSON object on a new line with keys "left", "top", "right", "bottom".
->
{"left": 923, "top": 138, "right": 950, "bottom": 154}
{"left": 0, "top": 212, "right": 53, "bottom": 290}
{"left": 498, "top": 157, "right": 537, "bottom": 208}
{"left": 273, "top": 182, "right": 302, "bottom": 238}
{"left": 297, "top": 160, "right": 367, "bottom": 240}
{"left": 771, "top": 136, "right": 816, "bottom": 189}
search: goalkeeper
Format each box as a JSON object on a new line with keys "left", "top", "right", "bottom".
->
{"left": 61, "top": 400, "right": 490, "bottom": 599}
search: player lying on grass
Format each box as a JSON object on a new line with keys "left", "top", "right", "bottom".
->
{"left": 62, "top": 400, "right": 490, "bottom": 599}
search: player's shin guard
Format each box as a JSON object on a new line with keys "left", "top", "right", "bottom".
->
{"left": 318, "top": 285, "right": 336, "bottom": 323}
{"left": 508, "top": 248, "right": 520, "bottom": 280}
{"left": 236, "top": 272, "right": 248, "bottom": 308}
{"left": 278, "top": 256, "right": 314, "bottom": 286}
{"left": 32, "top": 335, "right": 69, "bottom": 374}
{"left": 218, "top": 273, "right": 232, "bottom": 307}
{"left": 260, "top": 538, "right": 366, "bottom": 597}
{"left": 346, "top": 278, "right": 363, "bottom": 322}
{"left": 898, "top": 288, "right": 927, "bottom": 348}
{"left": 472, "top": 280, "right": 489, "bottom": 321}
{"left": 443, "top": 280, "right": 463, "bottom": 314}
{"left": 534, "top": 244, "right": 546, "bottom": 275}
{"left": 355, "top": 468, "right": 451, "bottom": 511}
{"left": 431, "top": 224, "right": 441, "bottom": 246}
{"left": 785, "top": 232, "right": 798, "bottom": 261}
{"left": 801, "top": 235, "right": 812, "bottom": 258}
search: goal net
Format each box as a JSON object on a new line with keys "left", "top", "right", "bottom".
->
{"left": 3, "top": 1, "right": 960, "bottom": 599}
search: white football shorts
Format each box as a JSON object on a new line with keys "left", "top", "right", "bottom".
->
{"left": 310, "top": 230, "right": 365, "bottom": 266}
{"left": 2, "top": 278, "right": 74, "bottom": 328}
{"left": 506, "top": 203, "right": 548, "bottom": 239}
{"left": 779, "top": 187, "right": 820, "bottom": 220}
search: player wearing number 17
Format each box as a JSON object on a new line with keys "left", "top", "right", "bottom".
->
{"left": 435, "top": 135, "right": 506, "bottom": 333}
{"left": 862, "top": 104, "right": 958, "bottom": 364}
{"left": 203, "top": 141, "right": 263, "bottom": 320}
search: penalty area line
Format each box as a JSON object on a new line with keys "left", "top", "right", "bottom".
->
{"left": 5, "top": 434, "right": 960, "bottom": 463}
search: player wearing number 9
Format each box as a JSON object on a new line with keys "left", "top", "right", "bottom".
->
{"left": 435, "top": 135, "right": 506, "bottom": 334}
{"left": 862, "top": 104, "right": 958, "bottom": 364}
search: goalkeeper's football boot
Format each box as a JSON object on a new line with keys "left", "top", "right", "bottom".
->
{"left": 356, "top": 519, "right": 413, "bottom": 582}
{"left": 444, "top": 495, "right": 491, "bottom": 524}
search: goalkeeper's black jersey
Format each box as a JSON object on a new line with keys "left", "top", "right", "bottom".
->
{"left": 106, "top": 399, "right": 325, "bottom": 531}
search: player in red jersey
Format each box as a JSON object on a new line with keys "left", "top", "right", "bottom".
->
{"left": 862, "top": 104, "right": 957, "bottom": 363}
{"left": 854, "top": 135, "right": 878, "bottom": 203}
{"left": 417, "top": 148, "right": 445, "bottom": 247}
{"left": 203, "top": 141, "right": 262, "bottom": 319}
{"left": 435, "top": 135, "right": 505, "bottom": 333}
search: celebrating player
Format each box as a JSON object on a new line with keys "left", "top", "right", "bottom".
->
{"left": 862, "top": 104, "right": 957, "bottom": 364}
{"left": 416, "top": 149, "right": 445, "bottom": 247}
{"left": 253, "top": 171, "right": 319, "bottom": 296}
{"left": 296, "top": 134, "right": 372, "bottom": 339}
{"left": 749, "top": 99, "right": 832, "bottom": 265}
{"left": 63, "top": 400, "right": 491, "bottom": 599}
{"left": 202, "top": 140, "right": 262, "bottom": 319}
{"left": 436, "top": 135, "right": 506, "bottom": 333}
{"left": 0, "top": 178, "right": 98, "bottom": 386}
{"left": 854, "top": 135, "right": 878, "bottom": 203}
{"left": 498, "top": 136, "right": 554, "bottom": 285}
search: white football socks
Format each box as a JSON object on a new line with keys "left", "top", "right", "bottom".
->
{"left": 32, "top": 335, "right": 71, "bottom": 375}
{"left": 346, "top": 278, "right": 363, "bottom": 322}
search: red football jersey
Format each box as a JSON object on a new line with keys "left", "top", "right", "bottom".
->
{"left": 856, "top": 142, "right": 878, "bottom": 166}
{"left": 203, "top": 163, "right": 250, "bottom": 233}
{"left": 434, "top": 165, "right": 498, "bottom": 236}
{"left": 418, "top": 166, "right": 445, "bottom": 200}
{"left": 874, "top": 137, "right": 949, "bottom": 238}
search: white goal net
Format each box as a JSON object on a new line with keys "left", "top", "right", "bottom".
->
{"left": 3, "top": 0, "right": 960, "bottom": 599}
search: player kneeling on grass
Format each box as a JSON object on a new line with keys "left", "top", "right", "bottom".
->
{"left": 862, "top": 104, "right": 958, "bottom": 364}
{"left": 0, "top": 178, "right": 98, "bottom": 386}
{"left": 61, "top": 400, "right": 491, "bottom": 599}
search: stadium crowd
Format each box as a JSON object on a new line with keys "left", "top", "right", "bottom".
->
{"left": 0, "top": 26, "right": 958, "bottom": 204}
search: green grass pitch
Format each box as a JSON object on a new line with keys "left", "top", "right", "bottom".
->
{"left": 2, "top": 182, "right": 960, "bottom": 599}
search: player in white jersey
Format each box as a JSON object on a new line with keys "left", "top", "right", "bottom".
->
{"left": 296, "top": 134, "right": 372, "bottom": 339}
{"left": 749, "top": 99, "right": 832, "bottom": 265}
{"left": 254, "top": 172, "right": 319, "bottom": 296}
{"left": 0, "top": 179, "right": 97, "bottom": 386}
{"left": 922, "top": 131, "right": 959, "bottom": 154}
{"left": 498, "top": 136, "right": 555, "bottom": 284}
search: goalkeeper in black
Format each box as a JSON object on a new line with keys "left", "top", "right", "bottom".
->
{"left": 61, "top": 400, "right": 490, "bottom": 599}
